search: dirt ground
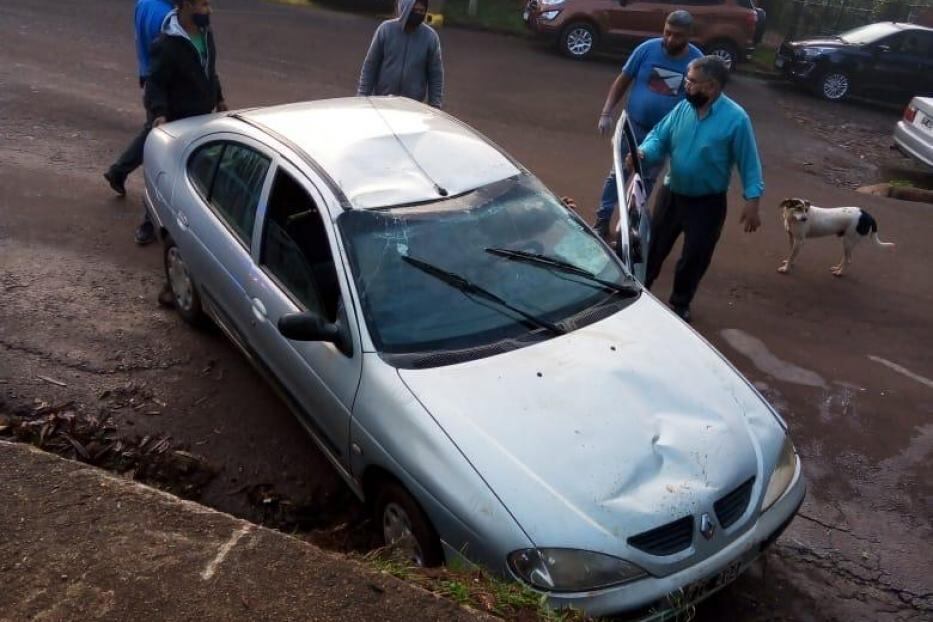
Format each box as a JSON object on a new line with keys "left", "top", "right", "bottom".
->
{"left": 1, "top": 0, "right": 931, "bottom": 620}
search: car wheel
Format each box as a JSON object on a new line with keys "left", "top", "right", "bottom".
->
{"left": 560, "top": 22, "right": 597, "bottom": 60}
{"left": 376, "top": 481, "right": 444, "bottom": 567}
{"left": 164, "top": 241, "right": 206, "bottom": 326}
{"left": 706, "top": 41, "right": 739, "bottom": 71}
{"left": 818, "top": 71, "right": 850, "bottom": 101}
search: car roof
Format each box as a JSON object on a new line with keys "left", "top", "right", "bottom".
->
{"left": 238, "top": 97, "right": 522, "bottom": 210}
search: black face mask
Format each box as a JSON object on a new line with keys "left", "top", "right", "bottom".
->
{"left": 192, "top": 12, "right": 210, "bottom": 28}
{"left": 685, "top": 90, "right": 710, "bottom": 108}
{"left": 407, "top": 12, "right": 425, "bottom": 27}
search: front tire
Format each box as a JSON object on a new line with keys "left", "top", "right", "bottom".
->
{"left": 164, "top": 241, "right": 206, "bottom": 326}
{"left": 559, "top": 22, "right": 597, "bottom": 60}
{"left": 375, "top": 481, "right": 444, "bottom": 567}
{"left": 818, "top": 70, "right": 850, "bottom": 101}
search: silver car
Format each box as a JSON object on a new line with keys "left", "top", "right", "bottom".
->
{"left": 894, "top": 96, "right": 933, "bottom": 168}
{"left": 143, "top": 97, "right": 804, "bottom": 618}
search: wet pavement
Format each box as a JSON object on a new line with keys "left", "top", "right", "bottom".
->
{"left": 1, "top": 0, "right": 931, "bottom": 620}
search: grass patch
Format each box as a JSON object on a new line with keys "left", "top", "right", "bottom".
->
{"left": 889, "top": 178, "right": 915, "bottom": 188}
{"left": 443, "top": 0, "right": 528, "bottom": 36}
{"left": 748, "top": 42, "right": 778, "bottom": 73}
{"left": 362, "top": 547, "right": 589, "bottom": 620}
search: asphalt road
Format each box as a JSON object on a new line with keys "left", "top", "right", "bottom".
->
{"left": 1, "top": 1, "right": 931, "bottom": 620}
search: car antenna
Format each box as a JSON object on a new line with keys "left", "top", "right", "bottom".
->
{"left": 369, "top": 99, "right": 450, "bottom": 199}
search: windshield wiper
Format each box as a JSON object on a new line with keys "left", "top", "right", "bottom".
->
{"left": 401, "top": 255, "right": 566, "bottom": 335}
{"left": 485, "top": 247, "right": 640, "bottom": 297}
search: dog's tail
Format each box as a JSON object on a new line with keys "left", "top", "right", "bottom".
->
{"left": 859, "top": 210, "right": 895, "bottom": 248}
{"left": 873, "top": 232, "right": 895, "bottom": 248}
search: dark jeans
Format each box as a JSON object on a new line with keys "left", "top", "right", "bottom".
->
{"left": 109, "top": 106, "right": 154, "bottom": 181}
{"left": 644, "top": 186, "right": 727, "bottom": 309}
{"left": 109, "top": 93, "right": 154, "bottom": 225}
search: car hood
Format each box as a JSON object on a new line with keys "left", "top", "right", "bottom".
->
{"left": 397, "top": 296, "right": 785, "bottom": 557}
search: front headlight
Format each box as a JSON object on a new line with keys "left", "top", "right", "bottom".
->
{"left": 539, "top": 0, "right": 567, "bottom": 6}
{"left": 508, "top": 548, "right": 646, "bottom": 592}
{"left": 541, "top": 10, "right": 561, "bottom": 20}
{"left": 762, "top": 436, "right": 798, "bottom": 511}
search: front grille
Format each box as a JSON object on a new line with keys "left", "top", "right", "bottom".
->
{"left": 714, "top": 477, "right": 755, "bottom": 529}
{"left": 628, "top": 516, "right": 693, "bottom": 556}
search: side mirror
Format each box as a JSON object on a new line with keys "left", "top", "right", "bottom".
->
{"left": 278, "top": 312, "right": 352, "bottom": 356}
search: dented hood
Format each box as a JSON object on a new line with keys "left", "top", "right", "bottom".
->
{"left": 398, "top": 295, "right": 786, "bottom": 563}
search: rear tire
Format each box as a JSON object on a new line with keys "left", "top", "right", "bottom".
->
{"left": 559, "top": 22, "right": 597, "bottom": 60}
{"left": 706, "top": 40, "right": 739, "bottom": 71}
{"left": 375, "top": 481, "right": 444, "bottom": 567}
{"left": 163, "top": 240, "right": 206, "bottom": 327}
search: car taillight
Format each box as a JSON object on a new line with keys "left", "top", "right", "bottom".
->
{"left": 746, "top": 12, "right": 758, "bottom": 27}
{"left": 904, "top": 105, "right": 917, "bottom": 123}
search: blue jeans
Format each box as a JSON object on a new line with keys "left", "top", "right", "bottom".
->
{"left": 595, "top": 120, "right": 661, "bottom": 223}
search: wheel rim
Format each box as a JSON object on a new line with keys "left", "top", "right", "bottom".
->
{"left": 711, "top": 48, "right": 734, "bottom": 70}
{"left": 822, "top": 73, "right": 848, "bottom": 100}
{"left": 166, "top": 247, "right": 195, "bottom": 312}
{"left": 566, "top": 27, "right": 593, "bottom": 56}
{"left": 382, "top": 502, "right": 424, "bottom": 566}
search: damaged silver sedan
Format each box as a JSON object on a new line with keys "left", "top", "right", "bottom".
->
{"left": 143, "top": 96, "right": 805, "bottom": 618}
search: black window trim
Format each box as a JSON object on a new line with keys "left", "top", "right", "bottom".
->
{"left": 257, "top": 162, "right": 344, "bottom": 324}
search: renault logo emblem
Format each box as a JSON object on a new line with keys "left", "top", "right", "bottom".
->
{"left": 700, "top": 513, "right": 716, "bottom": 540}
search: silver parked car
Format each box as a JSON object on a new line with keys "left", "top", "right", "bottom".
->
{"left": 143, "top": 97, "right": 804, "bottom": 618}
{"left": 894, "top": 96, "right": 933, "bottom": 168}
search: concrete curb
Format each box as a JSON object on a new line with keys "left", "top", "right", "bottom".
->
{"left": 0, "top": 441, "right": 490, "bottom": 622}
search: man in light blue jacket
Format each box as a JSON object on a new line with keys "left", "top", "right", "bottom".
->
{"left": 632, "top": 56, "right": 763, "bottom": 323}
{"left": 357, "top": 0, "right": 444, "bottom": 108}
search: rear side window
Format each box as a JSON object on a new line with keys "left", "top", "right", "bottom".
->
{"left": 187, "top": 142, "right": 224, "bottom": 199}
{"left": 186, "top": 141, "right": 271, "bottom": 248}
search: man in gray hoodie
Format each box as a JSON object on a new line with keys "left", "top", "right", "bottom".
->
{"left": 357, "top": 0, "right": 444, "bottom": 108}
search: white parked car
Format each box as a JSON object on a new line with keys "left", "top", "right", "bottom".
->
{"left": 895, "top": 96, "right": 933, "bottom": 168}
{"left": 143, "top": 96, "right": 804, "bottom": 618}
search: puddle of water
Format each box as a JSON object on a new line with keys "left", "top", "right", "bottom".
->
{"left": 720, "top": 329, "right": 826, "bottom": 388}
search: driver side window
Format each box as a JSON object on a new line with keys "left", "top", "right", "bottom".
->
{"left": 260, "top": 169, "right": 341, "bottom": 323}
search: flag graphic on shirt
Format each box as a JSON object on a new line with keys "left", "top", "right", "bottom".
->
{"left": 647, "top": 66, "right": 686, "bottom": 96}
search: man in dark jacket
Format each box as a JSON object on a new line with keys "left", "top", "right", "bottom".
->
{"left": 112, "top": 0, "right": 228, "bottom": 245}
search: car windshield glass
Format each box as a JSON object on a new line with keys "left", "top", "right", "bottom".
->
{"left": 338, "top": 175, "right": 633, "bottom": 355}
{"left": 838, "top": 23, "right": 901, "bottom": 45}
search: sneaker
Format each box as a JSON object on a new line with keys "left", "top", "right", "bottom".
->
{"left": 135, "top": 220, "right": 156, "bottom": 246}
{"left": 104, "top": 170, "right": 126, "bottom": 197}
{"left": 157, "top": 283, "right": 175, "bottom": 308}
{"left": 672, "top": 305, "right": 692, "bottom": 323}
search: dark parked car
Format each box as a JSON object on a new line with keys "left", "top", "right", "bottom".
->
{"left": 775, "top": 22, "right": 933, "bottom": 102}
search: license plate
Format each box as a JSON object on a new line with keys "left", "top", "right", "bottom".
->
{"left": 919, "top": 112, "right": 933, "bottom": 134}
{"left": 774, "top": 56, "right": 785, "bottom": 69}
{"left": 677, "top": 558, "right": 745, "bottom": 606}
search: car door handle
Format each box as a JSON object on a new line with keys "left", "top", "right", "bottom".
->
{"left": 251, "top": 298, "right": 267, "bottom": 322}
{"left": 176, "top": 210, "right": 189, "bottom": 231}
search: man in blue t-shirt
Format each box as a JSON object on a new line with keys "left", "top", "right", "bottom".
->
{"left": 593, "top": 11, "right": 703, "bottom": 240}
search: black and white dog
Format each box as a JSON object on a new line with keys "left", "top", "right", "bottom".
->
{"left": 778, "top": 198, "right": 895, "bottom": 277}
